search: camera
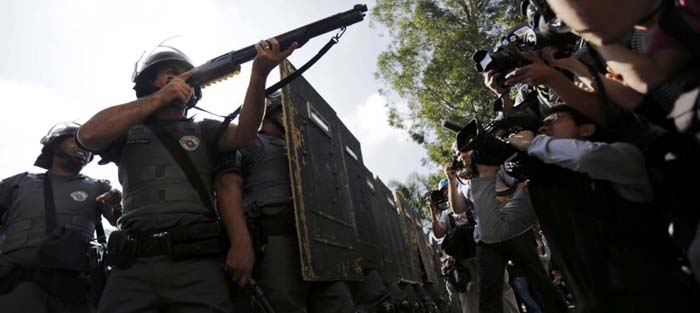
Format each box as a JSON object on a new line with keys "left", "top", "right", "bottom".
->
{"left": 430, "top": 189, "right": 447, "bottom": 206}
{"left": 472, "top": 23, "right": 534, "bottom": 81}
{"left": 472, "top": 0, "right": 580, "bottom": 87}
{"left": 444, "top": 110, "right": 541, "bottom": 179}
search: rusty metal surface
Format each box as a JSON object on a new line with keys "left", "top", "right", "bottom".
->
{"left": 415, "top": 221, "right": 439, "bottom": 284}
{"left": 394, "top": 193, "right": 423, "bottom": 284}
{"left": 372, "top": 177, "right": 401, "bottom": 284}
{"left": 338, "top": 120, "right": 381, "bottom": 270}
{"left": 280, "top": 61, "right": 363, "bottom": 281}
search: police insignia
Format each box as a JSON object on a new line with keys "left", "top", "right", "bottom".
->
{"left": 179, "top": 136, "right": 200, "bottom": 151}
{"left": 71, "top": 191, "right": 88, "bottom": 202}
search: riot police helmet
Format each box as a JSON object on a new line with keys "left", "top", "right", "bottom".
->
{"left": 34, "top": 122, "right": 94, "bottom": 169}
{"left": 265, "top": 90, "right": 283, "bottom": 117}
{"left": 132, "top": 46, "right": 194, "bottom": 98}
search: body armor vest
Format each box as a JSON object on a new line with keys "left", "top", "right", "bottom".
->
{"left": 1, "top": 172, "right": 105, "bottom": 254}
{"left": 526, "top": 161, "right": 676, "bottom": 312}
{"left": 118, "top": 120, "right": 215, "bottom": 224}
{"left": 241, "top": 134, "right": 293, "bottom": 214}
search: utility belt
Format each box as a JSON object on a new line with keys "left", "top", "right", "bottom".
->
{"left": 0, "top": 267, "right": 90, "bottom": 302}
{"left": 106, "top": 221, "right": 228, "bottom": 269}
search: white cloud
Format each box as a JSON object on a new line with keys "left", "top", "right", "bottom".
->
{"left": 346, "top": 93, "right": 405, "bottom": 145}
{"left": 0, "top": 79, "right": 120, "bottom": 184}
{"left": 344, "top": 93, "right": 428, "bottom": 183}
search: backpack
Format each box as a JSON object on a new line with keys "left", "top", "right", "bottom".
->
{"left": 441, "top": 214, "right": 477, "bottom": 260}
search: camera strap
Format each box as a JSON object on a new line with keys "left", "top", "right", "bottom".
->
{"left": 42, "top": 172, "right": 57, "bottom": 235}
{"left": 146, "top": 125, "right": 217, "bottom": 219}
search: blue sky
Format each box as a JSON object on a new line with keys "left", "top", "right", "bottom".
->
{"left": 0, "top": 0, "right": 430, "bottom": 187}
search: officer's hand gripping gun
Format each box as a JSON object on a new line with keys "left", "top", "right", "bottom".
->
{"left": 185, "top": 4, "right": 368, "bottom": 103}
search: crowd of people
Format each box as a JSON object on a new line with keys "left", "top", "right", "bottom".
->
{"left": 430, "top": 0, "right": 700, "bottom": 313}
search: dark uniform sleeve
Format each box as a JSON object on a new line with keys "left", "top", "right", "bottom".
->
{"left": 75, "top": 133, "right": 126, "bottom": 166}
{"left": 0, "top": 173, "right": 26, "bottom": 223}
{"left": 75, "top": 133, "right": 126, "bottom": 165}
{"left": 201, "top": 118, "right": 224, "bottom": 152}
{"left": 212, "top": 150, "right": 243, "bottom": 183}
{"left": 97, "top": 137, "right": 126, "bottom": 165}
{"left": 211, "top": 136, "right": 266, "bottom": 183}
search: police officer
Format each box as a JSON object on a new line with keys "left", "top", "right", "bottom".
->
{"left": 77, "top": 39, "right": 296, "bottom": 313}
{"left": 0, "top": 122, "right": 121, "bottom": 313}
{"left": 226, "top": 93, "right": 355, "bottom": 313}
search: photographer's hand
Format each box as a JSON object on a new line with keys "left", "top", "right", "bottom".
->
{"left": 428, "top": 199, "right": 437, "bottom": 214}
{"left": 542, "top": 47, "right": 586, "bottom": 76}
{"left": 504, "top": 64, "right": 560, "bottom": 87}
{"left": 508, "top": 131, "right": 535, "bottom": 151}
{"left": 505, "top": 50, "right": 564, "bottom": 87}
{"left": 483, "top": 70, "right": 509, "bottom": 96}
{"left": 444, "top": 162, "right": 457, "bottom": 181}
{"left": 541, "top": 47, "right": 597, "bottom": 90}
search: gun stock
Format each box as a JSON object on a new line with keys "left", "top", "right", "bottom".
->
{"left": 188, "top": 4, "right": 368, "bottom": 89}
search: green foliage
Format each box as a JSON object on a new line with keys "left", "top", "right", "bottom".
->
{"left": 373, "top": 0, "right": 524, "bottom": 207}
{"left": 388, "top": 172, "right": 433, "bottom": 218}
{"left": 373, "top": 0, "right": 525, "bottom": 166}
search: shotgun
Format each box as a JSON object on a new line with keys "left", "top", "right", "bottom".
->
{"left": 187, "top": 4, "right": 368, "bottom": 90}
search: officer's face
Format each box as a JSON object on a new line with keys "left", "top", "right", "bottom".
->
{"left": 152, "top": 64, "right": 189, "bottom": 89}
{"left": 57, "top": 137, "right": 89, "bottom": 160}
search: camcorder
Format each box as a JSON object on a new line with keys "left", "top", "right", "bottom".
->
{"left": 472, "top": 0, "right": 580, "bottom": 87}
{"left": 443, "top": 109, "right": 541, "bottom": 180}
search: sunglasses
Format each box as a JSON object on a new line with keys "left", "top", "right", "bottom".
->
{"left": 542, "top": 112, "right": 571, "bottom": 126}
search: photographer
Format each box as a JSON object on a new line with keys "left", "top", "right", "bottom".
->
{"left": 430, "top": 178, "right": 480, "bottom": 313}
{"left": 545, "top": 0, "right": 699, "bottom": 92}
{"left": 508, "top": 104, "right": 696, "bottom": 313}
{"left": 444, "top": 150, "right": 565, "bottom": 313}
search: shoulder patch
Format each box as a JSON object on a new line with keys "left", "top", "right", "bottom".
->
{"left": 70, "top": 191, "right": 89, "bottom": 202}
{"left": 179, "top": 135, "right": 201, "bottom": 151}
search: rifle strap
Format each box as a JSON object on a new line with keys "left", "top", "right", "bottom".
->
{"left": 212, "top": 33, "right": 343, "bottom": 144}
{"left": 146, "top": 125, "right": 218, "bottom": 219}
{"left": 95, "top": 215, "right": 107, "bottom": 244}
{"left": 43, "top": 172, "right": 57, "bottom": 235}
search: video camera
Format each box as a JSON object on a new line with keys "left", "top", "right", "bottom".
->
{"left": 430, "top": 189, "right": 447, "bottom": 206}
{"left": 471, "top": 0, "right": 580, "bottom": 87}
{"left": 443, "top": 109, "right": 541, "bottom": 179}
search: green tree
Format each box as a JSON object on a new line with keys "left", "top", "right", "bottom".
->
{"left": 372, "top": 0, "right": 524, "bottom": 166}
{"left": 388, "top": 172, "right": 433, "bottom": 217}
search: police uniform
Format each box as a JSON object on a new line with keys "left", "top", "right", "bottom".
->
{"left": 230, "top": 132, "right": 355, "bottom": 313}
{"left": 94, "top": 119, "right": 234, "bottom": 313}
{"left": 0, "top": 172, "right": 111, "bottom": 313}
